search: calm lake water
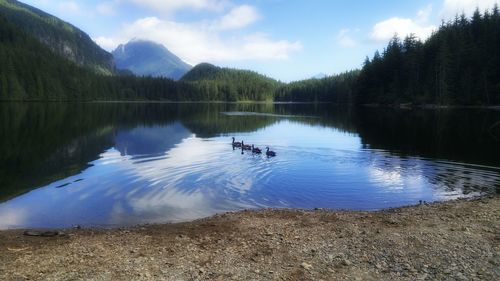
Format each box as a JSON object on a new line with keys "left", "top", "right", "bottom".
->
{"left": 0, "top": 103, "right": 499, "bottom": 229}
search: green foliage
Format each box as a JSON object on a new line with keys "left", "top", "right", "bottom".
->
{"left": 356, "top": 6, "right": 500, "bottom": 105}
{"left": 0, "top": 14, "right": 174, "bottom": 101}
{"left": 275, "top": 71, "right": 359, "bottom": 103}
{"left": 0, "top": 0, "right": 114, "bottom": 73}
{"left": 281, "top": 6, "right": 497, "bottom": 107}
{"left": 1, "top": 4, "right": 499, "bottom": 105}
{"left": 180, "top": 63, "right": 281, "bottom": 102}
{"left": 0, "top": 16, "right": 279, "bottom": 102}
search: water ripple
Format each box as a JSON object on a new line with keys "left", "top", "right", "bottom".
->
{"left": 1, "top": 122, "right": 498, "bottom": 229}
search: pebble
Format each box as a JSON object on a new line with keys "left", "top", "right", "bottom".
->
{"left": 1, "top": 197, "right": 496, "bottom": 281}
{"left": 301, "top": 262, "right": 313, "bottom": 270}
{"left": 342, "top": 259, "right": 352, "bottom": 266}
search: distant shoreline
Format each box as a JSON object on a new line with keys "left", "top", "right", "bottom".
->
{"left": 1, "top": 196, "right": 498, "bottom": 280}
{"left": 1, "top": 100, "right": 500, "bottom": 109}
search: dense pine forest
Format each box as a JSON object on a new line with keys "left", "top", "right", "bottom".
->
{"left": 282, "top": 6, "right": 500, "bottom": 105}
{"left": 275, "top": 70, "right": 359, "bottom": 103}
{"left": 356, "top": 7, "right": 500, "bottom": 105}
{"left": 0, "top": 13, "right": 280, "bottom": 101}
{"left": 0, "top": 5, "right": 499, "bottom": 104}
{"left": 180, "top": 63, "right": 280, "bottom": 101}
{"left": 0, "top": 0, "right": 114, "bottom": 74}
{"left": 0, "top": 15, "right": 108, "bottom": 100}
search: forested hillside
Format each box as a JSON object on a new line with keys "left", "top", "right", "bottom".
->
{"left": 0, "top": 14, "right": 179, "bottom": 101}
{"left": 0, "top": 15, "right": 275, "bottom": 101}
{"left": 281, "top": 7, "right": 500, "bottom": 105}
{"left": 0, "top": 0, "right": 114, "bottom": 75}
{"left": 0, "top": 15, "right": 105, "bottom": 100}
{"left": 275, "top": 71, "right": 359, "bottom": 103}
{"left": 180, "top": 63, "right": 281, "bottom": 101}
{"left": 356, "top": 7, "right": 500, "bottom": 105}
{"left": 0, "top": 3, "right": 499, "bottom": 104}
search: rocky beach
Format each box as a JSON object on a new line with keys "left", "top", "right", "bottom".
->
{"left": 1, "top": 196, "right": 498, "bottom": 280}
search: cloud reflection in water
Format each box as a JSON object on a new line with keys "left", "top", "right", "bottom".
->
{"left": 0, "top": 119, "right": 498, "bottom": 229}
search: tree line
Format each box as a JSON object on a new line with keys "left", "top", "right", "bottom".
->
{"left": 1, "top": 6, "right": 499, "bottom": 104}
{"left": 275, "top": 70, "right": 359, "bottom": 103}
{"left": 0, "top": 14, "right": 280, "bottom": 102}
{"left": 356, "top": 6, "right": 500, "bottom": 105}
{"left": 280, "top": 6, "right": 500, "bottom": 105}
{"left": 0, "top": 0, "right": 114, "bottom": 74}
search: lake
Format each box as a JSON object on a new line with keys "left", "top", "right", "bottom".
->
{"left": 0, "top": 103, "right": 499, "bottom": 229}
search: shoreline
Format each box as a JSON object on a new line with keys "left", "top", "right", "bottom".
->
{"left": 0, "top": 196, "right": 490, "bottom": 231}
{"left": 1, "top": 100, "right": 500, "bottom": 110}
{"left": 1, "top": 196, "right": 498, "bottom": 280}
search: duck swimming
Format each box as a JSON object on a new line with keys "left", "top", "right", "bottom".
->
{"left": 232, "top": 137, "right": 242, "bottom": 147}
{"left": 241, "top": 141, "right": 252, "bottom": 150}
{"left": 266, "top": 147, "right": 276, "bottom": 157}
{"left": 252, "top": 145, "right": 262, "bottom": 154}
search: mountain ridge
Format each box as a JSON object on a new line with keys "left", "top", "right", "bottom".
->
{"left": 181, "top": 63, "right": 279, "bottom": 84}
{"left": 0, "top": 0, "right": 114, "bottom": 75}
{"left": 179, "top": 63, "right": 281, "bottom": 101}
{"left": 112, "top": 39, "right": 192, "bottom": 80}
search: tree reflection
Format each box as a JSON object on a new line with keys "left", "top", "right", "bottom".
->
{"left": 0, "top": 103, "right": 498, "bottom": 202}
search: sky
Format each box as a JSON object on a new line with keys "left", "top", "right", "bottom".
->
{"left": 21, "top": 0, "right": 499, "bottom": 81}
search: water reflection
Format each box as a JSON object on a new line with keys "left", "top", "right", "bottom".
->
{"left": 0, "top": 103, "right": 498, "bottom": 229}
{"left": 115, "top": 123, "right": 191, "bottom": 157}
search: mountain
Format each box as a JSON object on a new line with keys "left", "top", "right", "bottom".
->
{"left": 0, "top": 1, "right": 275, "bottom": 102}
{"left": 180, "top": 63, "right": 226, "bottom": 81}
{"left": 0, "top": 13, "right": 94, "bottom": 100}
{"left": 180, "top": 63, "right": 281, "bottom": 101}
{"left": 112, "top": 40, "right": 192, "bottom": 80}
{"left": 181, "top": 63, "right": 279, "bottom": 84}
{"left": 0, "top": 0, "right": 114, "bottom": 75}
{"left": 311, "top": 73, "right": 328, "bottom": 79}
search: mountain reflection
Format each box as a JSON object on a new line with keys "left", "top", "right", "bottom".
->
{"left": 115, "top": 123, "right": 192, "bottom": 157}
{"left": 0, "top": 137, "right": 260, "bottom": 228}
{"left": 0, "top": 103, "right": 498, "bottom": 228}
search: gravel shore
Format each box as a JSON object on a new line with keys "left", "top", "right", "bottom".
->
{"left": 1, "top": 196, "right": 498, "bottom": 280}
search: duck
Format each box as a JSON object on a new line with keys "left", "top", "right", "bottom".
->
{"left": 266, "top": 147, "right": 276, "bottom": 157}
{"left": 252, "top": 145, "right": 262, "bottom": 154}
{"left": 241, "top": 141, "right": 252, "bottom": 150}
{"left": 232, "top": 137, "right": 242, "bottom": 147}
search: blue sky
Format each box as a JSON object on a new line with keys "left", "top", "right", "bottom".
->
{"left": 22, "top": 0, "right": 499, "bottom": 81}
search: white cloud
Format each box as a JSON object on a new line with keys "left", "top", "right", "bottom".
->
{"left": 97, "top": 1, "right": 117, "bottom": 16}
{"left": 94, "top": 36, "right": 119, "bottom": 50}
{"left": 238, "top": 33, "right": 302, "bottom": 60}
{"left": 58, "top": 1, "right": 80, "bottom": 14}
{"left": 211, "top": 5, "right": 260, "bottom": 30}
{"left": 128, "top": 0, "right": 229, "bottom": 13}
{"left": 370, "top": 17, "right": 436, "bottom": 42}
{"left": 370, "top": 5, "right": 437, "bottom": 43}
{"left": 417, "top": 4, "right": 433, "bottom": 23}
{"left": 441, "top": 0, "right": 499, "bottom": 19}
{"left": 94, "top": 14, "right": 301, "bottom": 63}
{"left": 369, "top": 0, "right": 500, "bottom": 43}
{"left": 35, "top": 0, "right": 52, "bottom": 6}
{"left": 337, "top": 29, "right": 358, "bottom": 48}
